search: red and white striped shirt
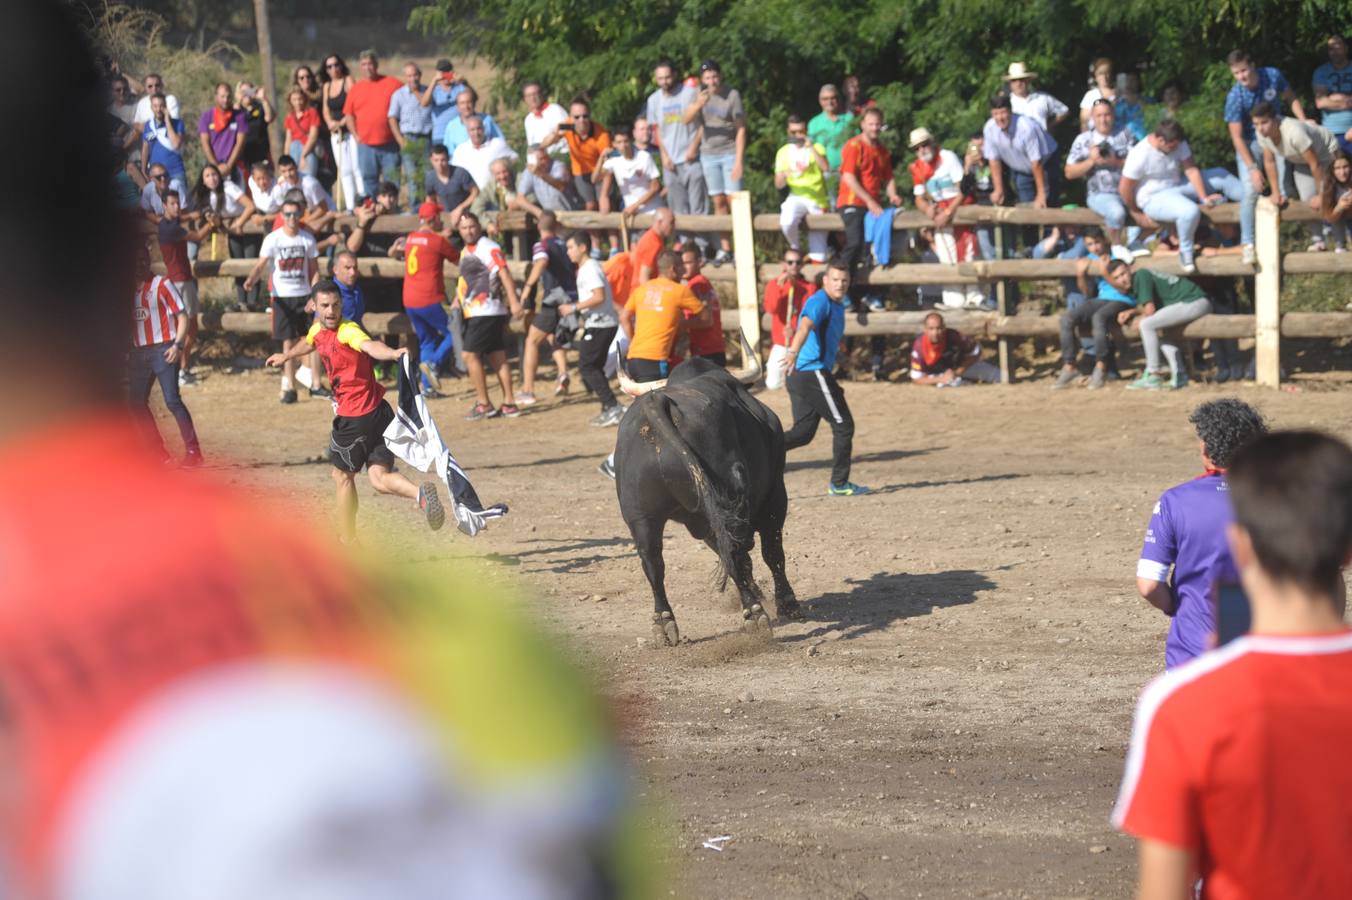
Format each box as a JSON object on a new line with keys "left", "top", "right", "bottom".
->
{"left": 132, "top": 276, "right": 184, "bottom": 347}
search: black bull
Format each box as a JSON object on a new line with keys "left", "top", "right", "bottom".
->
{"left": 614, "top": 358, "right": 803, "bottom": 645}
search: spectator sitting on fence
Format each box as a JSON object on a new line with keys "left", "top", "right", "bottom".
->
{"left": 1065, "top": 98, "right": 1134, "bottom": 246}
{"left": 522, "top": 81, "right": 568, "bottom": 159}
{"left": 423, "top": 143, "right": 478, "bottom": 227}
{"left": 198, "top": 82, "right": 246, "bottom": 184}
{"left": 1003, "top": 62, "right": 1070, "bottom": 132}
{"left": 141, "top": 92, "right": 186, "bottom": 187}
{"left": 421, "top": 58, "right": 467, "bottom": 153}
{"left": 984, "top": 93, "right": 1057, "bottom": 209}
{"left": 1053, "top": 257, "right": 1136, "bottom": 390}
{"left": 388, "top": 62, "right": 434, "bottom": 197}
{"left": 441, "top": 87, "right": 503, "bottom": 157}
{"left": 910, "top": 311, "right": 999, "bottom": 386}
{"left": 451, "top": 114, "right": 518, "bottom": 195}
{"left": 837, "top": 106, "right": 901, "bottom": 310}
{"left": 516, "top": 145, "right": 576, "bottom": 213}
{"left": 909, "top": 126, "right": 986, "bottom": 310}
{"left": 1313, "top": 34, "right": 1352, "bottom": 154}
{"left": 247, "top": 159, "right": 282, "bottom": 221}
{"left": 343, "top": 51, "right": 402, "bottom": 198}
{"left": 775, "top": 114, "right": 831, "bottom": 264}
{"left": 275, "top": 154, "right": 336, "bottom": 232}
{"left": 1118, "top": 265, "right": 1213, "bottom": 390}
{"left": 763, "top": 250, "right": 813, "bottom": 390}
{"left": 1120, "top": 119, "right": 1224, "bottom": 275}
{"left": 1322, "top": 149, "right": 1352, "bottom": 250}
{"left": 1251, "top": 100, "right": 1340, "bottom": 251}
{"left": 1225, "top": 49, "right": 1308, "bottom": 265}
{"left": 157, "top": 189, "right": 211, "bottom": 385}
{"left": 484, "top": 157, "right": 538, "bottom": 234}
{"left": 140, "top": 162, "right": 187, "bottom": 220}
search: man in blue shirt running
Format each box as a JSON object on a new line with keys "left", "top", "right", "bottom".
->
{"left": 782, "top": 258, "right": 870, "bottom": 496}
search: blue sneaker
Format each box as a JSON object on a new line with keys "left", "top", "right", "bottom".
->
{"left": 828, "top": 481, "right": 872, "bottom": 496}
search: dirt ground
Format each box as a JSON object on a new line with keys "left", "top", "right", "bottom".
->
{"left": 156, "top": 362, "right": 1352, "bottom": 899}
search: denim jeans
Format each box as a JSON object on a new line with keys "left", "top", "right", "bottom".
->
{"left": 288, "top": 139, "right": 318, "bottom": 178}
{"left": 129, "top": 342, "right": 200, "bottom": 457}
{"left": 357, "top": 142, "right": 400, "bottom": 198}
{"left": 1141, "top": 184, "right": 1210, "bottom": 263}
{"left": 1237, "top": 139, "right": 1286, "bottom": 247}
{"left": 1086, "top": 192, "right": 1127, "bottom": 230}
{"left": 406, "top": 303, "right": 456, "bottom": 387}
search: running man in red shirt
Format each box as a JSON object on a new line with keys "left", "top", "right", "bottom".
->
{"left": 130, "top": 247, "right": 202, "bottom": 466}
{"left": 680, "top": 244, "right": 726, "bottom": 366}
{"left": 391, "top": 200, "right": 459, "bottom": 396}
{"left": 267, "top": 281, "right": 444, "bottom": 541}
{"left": 1114, "top": 430, "right": 1352, "bottom": 900}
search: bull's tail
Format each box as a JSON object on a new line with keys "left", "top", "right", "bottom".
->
{"left": 644, "top": 393, "right": 746, "bottom": 591}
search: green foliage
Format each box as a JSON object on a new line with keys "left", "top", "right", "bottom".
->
{"left": 410, "top": 0, "right": 1343, "bottom": 210}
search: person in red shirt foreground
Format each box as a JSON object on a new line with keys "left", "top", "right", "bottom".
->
{"left": 1113, "top": 430, "right": 1352, "bottom": 900}
{"left": 391, "top": 200, "right": 459, "bottom": 396}
{"left": 679, "top": 244, "right": 726, "bottom": 365}
{"left": 267, "top": 281, "right": 444, "bottom": 541}
{"left": 761, "top": 249, "right": 812, "bottom": 390}
{"left": 131, "top": 247, "right": 202, "bottom": 466}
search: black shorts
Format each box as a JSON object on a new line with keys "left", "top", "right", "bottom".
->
{"left": 329, "top": 401, "right": 396, "bottom": 473}
{"left": 463, "top": 314, "right": 509, "bottom": 355}
{"left": 272, "top": 295, "right": 312, "bottom": 341}
{"left": 572, "top": 174, "right": 598, "bottom": 206}
{"left": 530, "top": 305, "right": 560, "bottom": 335}
{"left": 627, "top": 357, "right": 670, "bottom": 382}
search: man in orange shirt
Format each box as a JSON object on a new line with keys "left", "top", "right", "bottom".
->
{"left": 540, "top": 96, "right": 611, "bottom": 246}
{"left": 602, "top": 207, "right": 675, "bottom": 305}
{"left": 619, "top": 248, "right": 711, "bottom": 382}
{"left": 342, "top": 50, "right": 403, "bottom": 201}
{"left": 1114, "top": 430, "right": 1352, "bottom": 900}
{"left": 391, "top": 200, "right": 460, "bottom": 396}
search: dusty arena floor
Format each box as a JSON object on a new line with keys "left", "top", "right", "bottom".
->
{"left": 162, "top": 365, "right": 1352, "bottom": 899}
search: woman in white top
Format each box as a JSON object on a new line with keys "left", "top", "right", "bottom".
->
{"left": 191, "top": 163, "right": 263, "bottom": 311}
{"left": 1079, "top": 57, "right": 1119, "bottom": 130}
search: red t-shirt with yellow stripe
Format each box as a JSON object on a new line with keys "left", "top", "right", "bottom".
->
{"left": 306, "top": 320, "right": 383, "bottom": 417}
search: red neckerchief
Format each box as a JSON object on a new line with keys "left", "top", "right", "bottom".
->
{"left": 1198, "top": 467, "right": 1225, "bottom": 479}
{"left": 211, "top": 105, "right": 233, "bottom": 133}
{"left": 919, "top": 330, "right": 948, "bottom": 368}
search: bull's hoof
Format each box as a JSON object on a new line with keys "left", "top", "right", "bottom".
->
{"left": 776, "top": 596, "right": 806, "bottom": 621}
{"left": 652, "top": 612, "right": 680, "bottom": 647}
{"left": 742, "top": 603, "right": 772, "bottom": 634}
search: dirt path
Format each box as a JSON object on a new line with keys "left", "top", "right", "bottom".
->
{"left": 166, "top": 369, "right": 1352, "bottom": 899}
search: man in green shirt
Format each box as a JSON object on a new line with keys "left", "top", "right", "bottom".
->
{"left": 1119, "top": 267, "right": 1212, "bottom": 390}
{"left": 808, "top": 83, "right": 855, "bottom": 205}
{"left": 775, "top": 114, "right": 831, "bottom": 262}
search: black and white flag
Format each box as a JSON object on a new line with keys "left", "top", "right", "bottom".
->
{"left": 383, "top": 356, "right": 508, "bottom": 536}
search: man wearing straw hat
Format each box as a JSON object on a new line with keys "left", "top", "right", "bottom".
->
{"left": 1004, "top": 61, "right": 1071, "bottom": 132}
{"left": 908, "top": 126, "right": 987, "bottom": 309}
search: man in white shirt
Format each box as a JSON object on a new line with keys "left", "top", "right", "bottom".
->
{"left": 242, "top": 198, "right": 321, "bottom": 403}
{"left": 274, "top": 154, "right": 336, "bottom": 231}
{"left": 450, "top": 115, "right": 518, "bottom": 191}
{"left": 1003, "top": 62, "right": 1070, "bottom": 131}
{"left": 1119, "top": 120, "right": 1224, "bottom": 275}
{"left": 1064, "top": 99, "right": 1135, "bottom": 244}
{"left": 132, "top": 73, "right": 180, "bottom": 126}
{"left": 983, "top": 94, "right": 1058, "bottom": 207}
{"left": 522, "top": 82, "right": 568, "bottom": 159}
{"left": 597, "top": 127, "right": 662, "bottom": 216}
{"left": 1252, "top": 100, "right": 1340, "bottom": 249}
{"left": 139, "top": 163, "right": 188, "bottom": 219}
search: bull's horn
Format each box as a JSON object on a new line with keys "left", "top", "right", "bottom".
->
{"left": 617, "top": 366, "right": 666, "bottom": 397}
{"left": 729, "top": 328, "right": 762, "bottom": 385}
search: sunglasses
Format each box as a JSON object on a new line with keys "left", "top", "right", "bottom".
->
{"left": 152, "top": 173, "right": 167, "bottom": 180}
{"left": 573, "top": 113, "right": 591, "bottom": 119}
{"left": 325, "top": 62, "right": 342, "bottom": 70}
{"left": 282, "top": 211, "right": 301, "bottom": 218}
{"left": 783, "top": 258, "right": 802, "bottom": 265}
{"left": 298, "top": 73, "right": 314, "bottom": 80}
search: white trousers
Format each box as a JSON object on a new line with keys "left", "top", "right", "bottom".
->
{"left": 765, "top": 343, "right": 790, "bottom": 390}
{"left": 780, "top": 195, "right": 828, "bottom": 261}
{"left": 931, "top": 227, "right": 985, "bottom": 309}
{"left": 330, "top": 131, "right": 365, "bottom": 211}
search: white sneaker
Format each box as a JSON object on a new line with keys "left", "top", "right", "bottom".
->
{"left": 1241, "top": 244, "right": 1256, "bottom": 265}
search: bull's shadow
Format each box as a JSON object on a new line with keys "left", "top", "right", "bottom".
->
{"left": 778, "top": 569, "right": 996, "bottom": 643}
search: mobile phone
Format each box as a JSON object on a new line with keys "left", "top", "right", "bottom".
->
{"left": 558, "top": 122, "right": 575, "bottom": 132}
{"left": 1213, "top": 581, "right": 1251, "bottom": 647}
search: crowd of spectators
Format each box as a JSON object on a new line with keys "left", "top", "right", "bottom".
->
{"left": 110, "top": 35, "right": 1352, "bottom": 391}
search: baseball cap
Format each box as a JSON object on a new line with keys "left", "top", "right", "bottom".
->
{"left": 699, "top": 59, "right": 720, "bottom": 73}
{"left": 418, "top": 200, "right": 442, "bottom": 219}
{"left": 435, "top": 58, "right": 454, "bottom": 72}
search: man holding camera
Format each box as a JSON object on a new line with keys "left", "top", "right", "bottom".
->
{"left": 1116, "top": 428, "right": 1352, "bottom": 899}
{"left": 1065, "top": 98, "right": 1134, "bottom": 245}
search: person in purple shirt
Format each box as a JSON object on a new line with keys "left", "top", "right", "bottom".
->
{"left": 1136, "top": 399, "right": 1268, "bottom": 668}
{"left": 198, "top": 82, "right": 246, "bottom": 183}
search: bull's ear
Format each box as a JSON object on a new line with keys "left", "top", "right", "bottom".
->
{"left": 731, "top": 328, "right": 762, "bottom": 385}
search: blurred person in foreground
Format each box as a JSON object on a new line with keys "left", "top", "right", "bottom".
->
{"left": 1115, "top": 429, "right": 1352, "bottom": 899}
{"left": 0, "top": 5, "right": 645, "bottom": 898}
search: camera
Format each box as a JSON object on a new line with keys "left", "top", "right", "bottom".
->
{"left": 1096, "top": 141, "right": 1111, "bottom": 158}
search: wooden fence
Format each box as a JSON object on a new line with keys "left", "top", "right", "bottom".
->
{"left": 174, "top": 194, "right": 1352, "bottom": 388}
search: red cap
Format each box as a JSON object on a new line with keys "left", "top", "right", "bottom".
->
{"left": 417, "top": 200, "right": 442, "bottom": 220}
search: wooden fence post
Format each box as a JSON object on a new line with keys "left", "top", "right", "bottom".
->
{"left": 995, "top": 227, "right": 1010, "bottom": 384}
{"left": 729, "top": 191, "right": 761, "bottom": 362}
{"left": 1254, "top": 197, "right": 1281, "bottom": 388}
